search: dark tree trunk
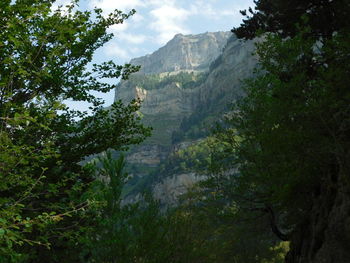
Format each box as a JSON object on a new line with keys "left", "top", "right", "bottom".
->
{"left": 286, "top": 164, "right": 350, "bottom": 263}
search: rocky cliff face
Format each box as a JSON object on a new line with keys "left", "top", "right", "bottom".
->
{"left": 198, "top": 36, "right": 257, "bottom": 105}
{"left": 129, "top": 32, "right": 231, "bottom": 74}
{"left": 115, "top": 32, "right": 257, "bottom": 204}
{"left": 115, "top": 31, "right": 232, "bottom": 118}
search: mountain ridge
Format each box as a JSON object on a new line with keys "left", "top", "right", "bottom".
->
{"left": 126, "top": 31, "right": 232, "bottom": 75}
{"left": 114, "top": 31, "right": 257, "bottom": 204}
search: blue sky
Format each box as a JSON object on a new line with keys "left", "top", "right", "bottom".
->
{"left": 54, "top": 0, "right": 254, "bottom": 111}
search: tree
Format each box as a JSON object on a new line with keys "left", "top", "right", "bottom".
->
{"left": 0, "top": 1, "right": 150, "bottom": 261}
{"left": 224, "top": 1, "right": 350, "bottom": 262}
{"left": 232, "top": 0, "right": 350, "bottom": 39}
{"left": 85, "top": 152, "right": 177, "bottom": 263}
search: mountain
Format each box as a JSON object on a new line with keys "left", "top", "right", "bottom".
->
{"left": 114, "top": 31, "right": 257, "bottom": 204}
{"left": 129, "top": 32, "right": 231, "bottom": 74}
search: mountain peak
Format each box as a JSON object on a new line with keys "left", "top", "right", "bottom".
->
{"left": 129, "top": 31, "right": 232, "bottom": 74}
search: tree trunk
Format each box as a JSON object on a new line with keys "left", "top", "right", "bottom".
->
{"left": 286, "top": 165, "right": 350, "bottom": 263}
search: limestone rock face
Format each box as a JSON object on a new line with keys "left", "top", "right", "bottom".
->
{"left": 117, "top": 82, "right": 197, "bottom": 117}
{"left": 115, "top": 32, "right": 257, "bottom": 204}
{"left": 115, "top": 34, "right": 257, "bottom": 117}
{"left": 126, "top": 145, "right": 166, "bottom": 167}
{"left": 115, "top": 32, "right": 232, "bottom": 124}
{"left": 129, "top": 32, "right": 231, "bottom": 74}
{"left": 198, "top": 37, "right": 258, "bottom": 106}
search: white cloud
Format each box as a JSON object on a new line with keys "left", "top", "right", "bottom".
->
{"left": 147, "top": 0, "right": 176, "bottom": 6}
{"left": 109, "top": 22, "right": 129, "bottom": 33}
{"left": 130, "top": 13, "right": 144, "bottom": 24}
{"left": 89, "top": 0, "right": 144, "bottom": 13}
{"left": 103, "top": 41, "right": 145, "bottom": 61}
{"left": 103, "top": 42, "right": 131, "bottom": 60}
{"left": 118, "top": 33, "right": 147, "bottom": 44}
{"left": 189, "top": 1, "right": 218, "bottom": 17}
{"left": 129, "top": 47, "right": 142, "bottom": 54}
{"left": 90, "top": 0, "right": 145, "bottom": 36}
{"left": 149, "top": 4, "right": 190, "bottom": 44}
{"left": 189, "top": 0, "right": 249, "bottom": 20}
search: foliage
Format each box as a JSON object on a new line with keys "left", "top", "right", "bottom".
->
{"left": 171, "top": 98, "right": 225, "bottom": 144}
{"left": 0, "top": 112, "right": 59, "bottom": 262}
{"left": 0, "top": 0, "right": 150, "bottom": 261}
{"left": 86, "top": 152, "right": 197, "bottom": 263}
{"left": 233, "top": 0, "right": 350, "bottom": 39}
{"left": 83, "top": 149, "right": 289, "bottom": 263}
{"left": 150, "top": 131, "right": 288, "bottom": 262}
{"left": 160, "top": 137, "right": 228, "bottom": 176}
{"left": 160, "top": 2, "right": 350, "bottom": 261}
{"left": 172, "top": 185, "right": 289, "bottom": 263}
{"left": 220, "top": 0, "right": 350, "bottom": 251}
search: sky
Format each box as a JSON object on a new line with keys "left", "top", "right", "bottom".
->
{"left": 54, "top": 0, "right": 255, "bottom": 111}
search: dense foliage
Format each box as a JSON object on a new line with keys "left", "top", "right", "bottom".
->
{"left": 221, "top": 0, "right": 350, "bottom": 261}
{"left": 233, "top": 0, "right": 350, "bottom": 39}
{"left": 0, "top": 1, "right": 150, "bottom": 261}
{"left": 153, "top": 1, "right": 350, "bottom": 262}
{"left": 88, "top": 150, "right": 288, "bottom": 263}
{"left": 207, "top": 29, "right": 350, "bottom": 243}
{"left": 84, "top": 152, "right": 170, "bottom": 262}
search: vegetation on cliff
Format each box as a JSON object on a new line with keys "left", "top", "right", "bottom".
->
{"left": 125, "top": 71, "right": 208, "bottom": 91}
